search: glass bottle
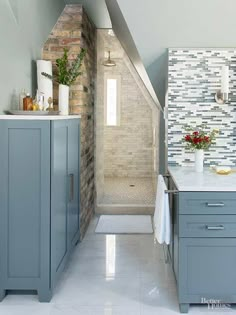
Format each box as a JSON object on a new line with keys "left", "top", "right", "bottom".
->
{"left": 19, "top": 89, "right": 26, "bottom": 110}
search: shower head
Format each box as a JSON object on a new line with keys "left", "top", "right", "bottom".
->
{"left": 103, "top": 51, "right": 116, "bottom": 67}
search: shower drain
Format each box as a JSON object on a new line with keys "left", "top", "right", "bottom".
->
{"left": 129, "top": 184, "right": 135, "bottom": 187}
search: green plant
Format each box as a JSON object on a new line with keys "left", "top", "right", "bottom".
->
{"left": 42, "top": 48, "right": 86, "bottom": 86}
{"left": 183, "top": 124, "right": 219, "bottom": 151}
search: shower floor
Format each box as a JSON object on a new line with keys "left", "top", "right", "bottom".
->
{"left": 103, "top": 177, "right": 155, "bottom": 204}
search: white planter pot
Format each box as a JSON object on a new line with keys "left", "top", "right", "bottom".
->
{"left": 58, "top": 84, "right": 69, "bottom": 115}
{"left": 195, "top": 149, "right": 204, "bottom": 172}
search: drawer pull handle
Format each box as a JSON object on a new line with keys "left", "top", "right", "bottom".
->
{"left": 206, "top": 225, "right": 225, "bottom": 230}
{"left": 206, "top": 202, "right": 225, "bottom": 207}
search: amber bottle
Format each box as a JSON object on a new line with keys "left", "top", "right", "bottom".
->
{"left": 23, "top": 93, "right": 33, "bottom": 111}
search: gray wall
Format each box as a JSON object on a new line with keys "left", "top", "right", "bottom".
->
{"left": 65, "top": 0, "right": 236, "bottom": 173}
{"left": 114, "top": 0, "right": 236, "bottom": 173}
{"left": 116, "top": 0, "right": 236, "bottom": 107}
{"left": 65, "top": 0, "right": 236, "bottom": 106}
{"left": 0, "top": 0, "right": 65, "bottom": 113}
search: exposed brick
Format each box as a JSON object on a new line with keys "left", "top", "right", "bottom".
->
{"left": 50, "top": 30, "right": 72, "bottom": 38}
{"left": 71, "top": 30, "right": 82, "bottom": 38}
{"left": 96, "top": 30, "right": 160, "bottom": 188}
{"left": 71, "top": 91, "right": 83, "bottom": 99}
{"left": 64, "top": 5, "right": 82, "bottom": 14}
{"left": 60, "top": 38, "right": 80, "bottom": 46}
{"left": 47, "top": 38, "right": 59, "bottom": 44}
{"left": 69, "top": 99, "right": 84, "bottom": 106}
{"left": 42, "top": 4, "right": 96, "bottom": 240}
{"left": 50, "top": 46, "right": 69, "bottom": 52}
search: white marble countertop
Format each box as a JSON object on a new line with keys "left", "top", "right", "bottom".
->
{"left": 168, "top": 166, "right": 236, "bottom": 192}
{"left": 0, "top": 115, "right": 81, "bottom": 120}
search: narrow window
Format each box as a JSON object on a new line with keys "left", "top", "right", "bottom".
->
{"left": 105, "top": 75, "right": 120, "bottom": 126}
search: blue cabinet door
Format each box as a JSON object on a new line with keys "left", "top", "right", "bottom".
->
{"left": 0, "top": 118, "right": 80, "bottom": 301}
{"left": 67, "top": 119, "right": 80, "bottom": 248}
{"left": 179, "top": 238, "right": 236, "bottom": 304}
{"left": 0, "top": 120, "right": 51, "bottom": 299}
{"left": 50, "top": 118, "right": 80, "bottom": 287}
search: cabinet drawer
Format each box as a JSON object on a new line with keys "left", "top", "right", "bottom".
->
{"left": 179, "top": 192, "right": 236, "bottom": 214}
{"left": 179, "top": 215, "right": 236, "bottom": 237}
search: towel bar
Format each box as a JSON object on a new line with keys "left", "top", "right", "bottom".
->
{"left": 165, "top": 189, "right": 178, "bottom": 194}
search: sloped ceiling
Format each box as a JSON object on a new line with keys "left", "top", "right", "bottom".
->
{"left": 65, "top": 0, "right": 236, "bottom": 108}
{"left": 64, "top": 0, "right": 111, "bottom": 28}
{"left": 64, "top": 0, "right": 162, "bottom": 110}
{"left": 105, "top": 0, "right": 161, "bottom": 110}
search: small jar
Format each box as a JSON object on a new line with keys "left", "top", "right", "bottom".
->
{"left": 23, "top": 93, "right": 33, "bottom": 111}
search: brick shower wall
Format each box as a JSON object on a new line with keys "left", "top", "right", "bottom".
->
{"left": 96, "top": 30, "right": 157, "bottom": 179}
{"left": 104, "top": 61, "right": 154, "bottom": 178}
{"left": 42, "top": 5, "right": 96, "bottom": 239}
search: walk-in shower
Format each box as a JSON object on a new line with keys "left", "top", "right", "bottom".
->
{"left": 95, "top": 29, "right": 160, "bottom": 214}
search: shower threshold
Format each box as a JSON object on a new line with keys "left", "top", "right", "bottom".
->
{"left": 96, "top": 204, "right": 154, "bottom": 215}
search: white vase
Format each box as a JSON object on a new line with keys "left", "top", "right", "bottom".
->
{"left": 58, "top": 84, "right": 69, "bottom": 115}
{"left": 195, "top": 149, "right": 204, "bottom": 172}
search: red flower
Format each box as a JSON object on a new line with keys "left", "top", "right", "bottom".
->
{"left": 193, "top": 131, "right": 199, "bottom": 136}
{"left": 204, "top": 136, "right": 209, "bottom": 142}
{"left": 185, "top": 135, "right": 191, "bottom": 142}
{"left": 193, "top": 138, "right": 198, "bottom": 144}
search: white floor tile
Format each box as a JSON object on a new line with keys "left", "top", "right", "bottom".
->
{"left": 52, "top": 274, "right": 140, "bottom": 308}
{"left": 50, "top": 305, "right": 91, "bottom": 315}
{"left": 67, "top": 254, "right": 140, "bottom": 278}
{"left": 0, "top": 294, "right": 39, "bottom": 305}
{"left": 0, "top": 305, "right": 52, "bottom": 315}
{"left": 50, "top": 305, "right": 140, "bottom": 315}
{"left": 140, "top": 285, "right": 178, "bottom": 310}
{"left": 2, "top": 214, "right": 231, "bottom": 315}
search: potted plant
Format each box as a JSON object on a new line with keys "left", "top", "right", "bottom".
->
{"left": 42, "top": 48, "right": 86, "bottom": 115}
{"left": 183, "top": 125, "right": 219, "bottom": 172}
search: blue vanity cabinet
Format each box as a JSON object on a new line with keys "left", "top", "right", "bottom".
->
{"left": 179, "top": 238, "right": 236, "bottom": 310}
{"left": 0, "top": 118, "right": 80, "bottom": 302}
{"left": 169, "top": 187, "right": 236, "bottom": 313}
{"left": 50, "top": 119, "right": 80, "bottom": 288}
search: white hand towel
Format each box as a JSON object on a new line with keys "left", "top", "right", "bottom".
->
{"left": 153, "top": 175, "right": 171, "bottom": 245}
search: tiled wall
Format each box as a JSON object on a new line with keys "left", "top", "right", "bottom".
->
{"left": 42, "top": 5, "right": 96, "bottom": 239}
{"left": 168, "top": 49, "right": 236, "bottom": 166}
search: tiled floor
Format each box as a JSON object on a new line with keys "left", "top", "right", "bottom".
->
{"left": 102, "top": 177, "right": 155, "bottom": 205}
{"left": 0, "top": 216, "right": 235, "bottom": 315}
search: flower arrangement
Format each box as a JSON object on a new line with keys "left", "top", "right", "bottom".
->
{"left": 183, "top": 125, "right": 219, "bottom": 150}
{"left": 42, "top": 48, "right": 86, "bottom": 86}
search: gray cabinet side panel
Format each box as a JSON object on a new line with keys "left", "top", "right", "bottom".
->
{"left": 67, "top": 119, "right": 80, "bottom": 246}
{"left": 50, "top": 120, "right": 68, "bottom": 285}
